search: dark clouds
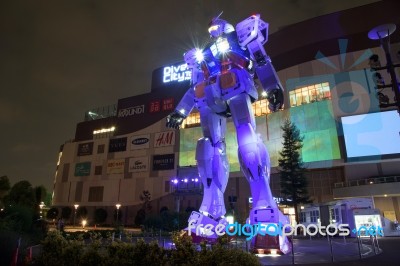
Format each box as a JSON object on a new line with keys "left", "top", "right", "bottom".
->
{"left": 0, "top": 0, "right": 378, "bottom": 190}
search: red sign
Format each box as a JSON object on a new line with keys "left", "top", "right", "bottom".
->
{"left": 149, "top": 100, "right": 161, "bottom": 113}
{"left": 162, "top": 98, "right": 174, "bottom": 111}
{"left": 154, "top": 131, "right": 175, "bottom": 147}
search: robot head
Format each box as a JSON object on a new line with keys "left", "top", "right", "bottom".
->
{"left": 208, "top": 12, "right": 234, "bottom": 38}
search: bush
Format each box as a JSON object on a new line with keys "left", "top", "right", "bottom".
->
{"left": 33, "top": 230, "right": 261, "bottom": 266}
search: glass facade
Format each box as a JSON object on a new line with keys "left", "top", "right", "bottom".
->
{"left": 289, "top": 82, "right": 331, "bottom": 107}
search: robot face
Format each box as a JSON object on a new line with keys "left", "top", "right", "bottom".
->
{"left": 208, "top": 19, "right": 234, "bottom": 38}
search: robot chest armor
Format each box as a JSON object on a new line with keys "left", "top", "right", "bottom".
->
{"left": 193, "top": 68, "right": 256, "bottom": 112}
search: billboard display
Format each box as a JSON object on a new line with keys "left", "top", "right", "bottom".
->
{"left": 129, "top": 157, "right": 149, "bottom": 172}
{"left": 77, "top": 142, "right": 93, "bottom": 156}
{"left": 130, "top": 134, "right": 150, "bottom": 150}
{"left": 74, "top": 162, "right": 91, "bottom": 176}
{"left": 109, "top": 137, "right": 127, "bottom": 153}
{"left": 342, "top": 110, "right": 400, "bottom": 159}
{"left": 107, "top": 159, "right": 125, "bottom": 174}
{"left": 154, "top": 131, "right": 175, "bottom": 148}
{"left": 153, "top": 154, "right": 175, "bottom": 171}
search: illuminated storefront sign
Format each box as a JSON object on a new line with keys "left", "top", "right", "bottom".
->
{"left": 129, "top": 157, "right": 149, "bottom": 172}
{"left": 163, "top": 63, "right": 191, "bottom": 83}
{"left": 75, "top": 162, "right": 91, "bottom": 176}
{"left": 153, "top": 154, "right": 175, "bottom": 171}
{"left": 77, "top": 142, "right": 93, "bottom": 156}
{"left": 109, "top": 137, "right": 127, "bottom": 152}
{"left": 154, "top": 131, "right": 175, "bottom": 148}
{"left": 118, "top": 105, "right": 145, "bottom": 118}
{"left": 130, "top": 134, "right": 150, "bottom": 150}
{"left": 107, "top": 159, "right": 125, "bottom": 174}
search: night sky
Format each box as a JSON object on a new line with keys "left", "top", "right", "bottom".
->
{"left": 0, "top": 0, "right": 378, "bottom": 191}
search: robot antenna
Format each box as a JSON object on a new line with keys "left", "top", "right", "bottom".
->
{"left": 210, "top": 11, "right": 224, "bottom": 25}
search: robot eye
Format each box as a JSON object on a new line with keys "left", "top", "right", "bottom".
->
{"left": 195, "top": 49, "right": 204, "bottom": 62}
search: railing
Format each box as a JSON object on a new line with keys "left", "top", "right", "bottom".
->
{"left": 334, "top": 175, "right": 400, "bottom": 188}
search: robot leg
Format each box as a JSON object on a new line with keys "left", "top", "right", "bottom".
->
{"left": 187, "top": 137, "right": 229, "bottom": 241}
{"left": 237, "top": 126, "right": 291, "bottom": 254}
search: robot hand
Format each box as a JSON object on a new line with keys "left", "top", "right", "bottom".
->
{"left": 166, "top": 110, "right": 186, "bottom": 129}
{"left": 266, "top": 87, "right": 284, "bottom": 112}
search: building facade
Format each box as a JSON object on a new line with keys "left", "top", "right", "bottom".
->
{"left": 52, "top": 1, "right": 400, "bottom": 226}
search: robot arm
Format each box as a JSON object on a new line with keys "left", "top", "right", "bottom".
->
{"left": 166, "top": 87, "right": 195, "bottom": 129}
{"left": 236, "top": 14, "right": 284, "bottom": 111}
{"left": 166, "top": 48, "right": 201, "bottom": 129}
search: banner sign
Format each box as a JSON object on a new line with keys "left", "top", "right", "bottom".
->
{"left": 77, "top": 142, "right": 93, "bottom": 156}
{"left": 152, "top": 154, "right": 175, "bottom": 171}
{"left": 107, "top": 159, "right": 125, "bottom": 174}
{"left": 109, "top": 137, "right": 127, "bottom": 153}
{"left": 129, "top": 157, "right": 149, "bottom": 173}
{"left": 130, "top": 134, "right": 150, "bottom": 150}
{"left": 154, "top": 131, "right": 175, "bottom": 148}
{"left": 74, "top": 162, "right": 91, "bottom": 176}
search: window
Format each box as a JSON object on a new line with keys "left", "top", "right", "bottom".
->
{"left": 97, "top": 144, "right": 105, "bottom": 154}
{"left": 330, "top": 208, "right": 340, "bottom": 223}
{"left": 182, "top": 112, "right": 201, "bottom": 128}
{"left": 61, "top": 164, "right": 70, "bottom": 182}
{"left": 300, "top": 212, "right": 307, "bottom": 223}
{"left": 95, "top": 166, "right": 102, "bottom": 175}
{"left": 310, "top": 210, "right": 320, "bottom": 223}
{"left": 164, "top": 180, "right": 171, "bottom": 193}
{"left": 289, "top": 82, "right": 331, "bottom": 107}
{"left": 88, "top": 186, "right": 104, "bottom": 202}
{"left": 252, "top": 98, "right": 270, "bottom": 117}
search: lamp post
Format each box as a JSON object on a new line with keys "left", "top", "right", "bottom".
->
{"left": 74, "top": 204, "right": 79, "bottom": 227}
{"left": 39, "top": 202, "right": 45, "bottom": 219}
{"left": 368, "top": 24, "right": 400, "bottom": 114}
{"left": 115, "top": 204, "right": 121, "bottom": 226}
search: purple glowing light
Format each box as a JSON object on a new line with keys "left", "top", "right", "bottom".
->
{"left": 172, "top": 179, "right": 178, "bottom": 184}
{"left": 184, "top": 178, "right": 188, "bottom": 183}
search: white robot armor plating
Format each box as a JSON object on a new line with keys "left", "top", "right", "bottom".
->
{"left": 166, "top": 13, "right": 290, "bottom": 254}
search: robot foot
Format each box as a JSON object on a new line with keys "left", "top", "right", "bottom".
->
{"left": 251, "top": 233, "right": 292, "bottom": 255}
{"left": 186, "top": 211, "right": 226, "bottom": 244}
{"left": 248, "top": 206, "right": 292, "bottom": 254}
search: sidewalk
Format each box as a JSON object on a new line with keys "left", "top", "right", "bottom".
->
{"left": 256, "top": 236, "right": 379, "bottom": 266}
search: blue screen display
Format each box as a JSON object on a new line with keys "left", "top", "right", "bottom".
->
{"left": 341, "top": 110, "right": 400, "bottom": 158}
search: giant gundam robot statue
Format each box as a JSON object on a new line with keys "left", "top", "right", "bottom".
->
{"left": 166, "top": 13, "right": 291, "bottom": 254}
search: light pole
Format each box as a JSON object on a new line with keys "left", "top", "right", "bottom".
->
{"left": 74, "top": 204, "right": 79, "bottom": 227}
{"left": 39, "top": 202, "right": 45, "bottom": 219}
{"left": 368, "top": 24, "right": 400, "bottom": 114}
{"left": 115, "top": 204, "right": 121, "bottom": 226}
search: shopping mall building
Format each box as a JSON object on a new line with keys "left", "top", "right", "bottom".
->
{"left": 52, "top": 1, "right": 400, "bottom": 228}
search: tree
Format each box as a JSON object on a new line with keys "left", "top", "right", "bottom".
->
{"left": 7, "top": 180, "right": 35, "bottom": 208}
{"left": 278, "top": 119, "right": 311, "bottom": 223}
{"left": 34, "top": 185, "right": 47, "bottom": 205}
{"left": 0, "top": 175, "right": 11, "bottom": 208}
{"left": 135, "top": 190, "right": 152, "bottom": 226}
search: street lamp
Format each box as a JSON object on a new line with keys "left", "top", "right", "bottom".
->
{"left": 368, "top": 24, "right": 400, "bottom": 114}
{"left": 74, "top": 204, "right": 79, "bottom": 227}
{"left": 115, "top": 204, "right": 121, "bottom": 225}
{"left": 39, "top": 202, "right": 45, "bottom": 219}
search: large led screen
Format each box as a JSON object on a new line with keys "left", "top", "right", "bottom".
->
{"left": 342, "top": 110, "right": 400, "bottom": 158}
{"left": 179, "top": 100, "right": 341, "bottom": 170}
